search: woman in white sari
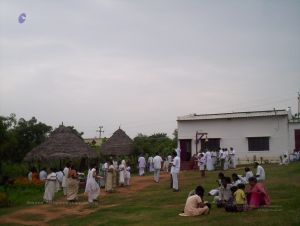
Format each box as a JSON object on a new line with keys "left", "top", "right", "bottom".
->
{"left": 62, "top": 162, "right": 70, "bottom": 196}
{"left": 119, "top": 160, "right": 126, "bottom": 186}
{"left": 105, "top": 161, "right": 114, "bottom": 192}
{"left": 85, "top": 165, "right": 100, "bottom": 203}
{"left": 43, "top": 168, "right": 59, "bottom": 203}
{"left": 125, "top": 164, "right": 131, "bottom": 186}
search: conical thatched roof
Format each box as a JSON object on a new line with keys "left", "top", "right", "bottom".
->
{"left": 101, "top": 128, "right": 134, "bottom": 156}
{"left": 24, "top": 125, "right": 98, "bottom": 162}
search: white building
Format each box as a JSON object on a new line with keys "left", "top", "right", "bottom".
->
{"left": 177, "top": 109, "right": 300, "bottom": 164}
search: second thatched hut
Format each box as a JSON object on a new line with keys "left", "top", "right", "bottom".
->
{"left": 101, "top": 128, "right": 134, "bottom": 156}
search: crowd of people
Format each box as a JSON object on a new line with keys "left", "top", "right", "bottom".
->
{"left": 180, "top": 161, "right": 270, "bottom": 216}
{"left": 190, "top": 147, "right": 237, "bottom": 175}
{"left": 27, "top": 159, "right": 133, "bottom": 204}
{"left": 25, "top": 146, "right": 279, "bottom": 219}
{"left": 137, "top": 149, "right": 181, "bottom": 191}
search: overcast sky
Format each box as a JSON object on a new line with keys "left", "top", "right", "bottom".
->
{"left": 1, "top": 0, "right": 299, "bottom": 138}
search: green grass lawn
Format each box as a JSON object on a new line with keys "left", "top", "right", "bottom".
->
{"left": 1, "top": 162, "right": 300, "bottom": 226}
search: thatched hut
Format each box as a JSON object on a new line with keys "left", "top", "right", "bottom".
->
{"left": 24, "top": 125, "right": 98, "bottom": 163}
{"left": 101, "top": 128, "right": 134, "bottom": 156}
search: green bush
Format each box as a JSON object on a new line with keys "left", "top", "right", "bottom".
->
{"left": 0, "top": 191, "right": 9, "bottom": 207}
{"left": 1, "top": 161, "right": 28, "bottom": 179}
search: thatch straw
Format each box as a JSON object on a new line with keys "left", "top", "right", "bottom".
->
{"left": 101, "top": 128, "right": 134, "bottom": 156}
{"left": 24, "top": 125, "right": 98, "bottom": 162}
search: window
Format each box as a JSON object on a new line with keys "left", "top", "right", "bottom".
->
{"left": 201, "top": 138, "right": 220, "bottom": 151}
{"left": 248, "top": 137, "right": 269, "bottom": 151}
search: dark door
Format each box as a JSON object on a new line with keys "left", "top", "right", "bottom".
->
{"left": 295, "top": 130, "right": 300, "bottom": 150}
{"left": 179, "top": 139, "right": 192, "bottom": 161}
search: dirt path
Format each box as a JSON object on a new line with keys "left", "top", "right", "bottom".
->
{"left": 0, "top": 172, "right": 170, "bottom": 225}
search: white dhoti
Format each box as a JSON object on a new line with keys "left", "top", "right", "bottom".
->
{"left": 206, "top": 158, "right": 214, "bottom": 171}
{"left": 43, "top": 180, "right": 58, "bottom": 202}
{"left": 154, "top": 169, "right": 160, "bottom": 182}
{"left": 171, "top": 172, "right": 178, "bottom": 190}
{"left": 139, "top": 167, "right": 145, "bottom": 176}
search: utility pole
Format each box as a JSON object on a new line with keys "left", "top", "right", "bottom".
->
{"left": 97, "top": 126, "right": 104, "bottom": 139}
{"left": 297, "top": 92, "right": 300, "bottom": 120}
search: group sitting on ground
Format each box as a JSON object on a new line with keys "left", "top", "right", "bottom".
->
{"left": 208, "top": 161, "right": 270, "bottom": 212}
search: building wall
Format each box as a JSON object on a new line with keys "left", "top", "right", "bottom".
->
{"left": 178, "top": 115, "right": 290, "bottom": 163}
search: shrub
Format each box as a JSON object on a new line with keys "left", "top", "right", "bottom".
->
{"left": 1, "top": 162, "right": 28, "bottom": 179}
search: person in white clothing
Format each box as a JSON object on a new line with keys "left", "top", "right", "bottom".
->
{"left": 43, "top": 168, "right": 59, "bottom": 203}
{"left": 254, "top": 162, "right": 265, "bottom": 181}
{"left": 223, "top": 149, "right": 229, "bottom": 170}
{"left": 85, "top": 165, "right": 100, "bottom": 203}
{"left": 119, "top": 160, "right": 126, "bottom": 186}
{"left": 198, "top": 153, "right": 206, "bottom": 177}
{"left": 148, "top": 156, "right": 154, "bottom": 172}
{"left": 153, "top": 152, "right": 163, "bottom": 183}
{"left": 219, "top": 148, "right": 225, "bottom": 169}
{"left": 125, "top": 164, "right": 131, "bottom": 186}
{"left": 240, "top": 167, "right": 254, "bottom": 184}
{"left": 280, "top": 152, "right": 289, "bottom": 165}
{"left": 211, "top": 150, "right": 217, "bottom": 168}
{"left": 39, "top": 168, "right": 47, "bottom": 181}
{"left": 229, "top": 147, "right": 237, "bottom": 169}
{"left": 138, "top": 154, "right": 146, "bottom": 176}
{"left": 56, "top": 169, "right": 64, "bottom": 190}
{"left": 62, "top": 162, "right": 70, "bottom": 196}
{"left": 205, "top": 150, "right": 214, "bottom": 171}
{"left": 163, "top": 156, "right": 169, "bottom": 172}
{"left": 171, "top": 151, "right": 180, "bottom": 191}
{"left": 176, "top": 148, "right": 181, "bottom": 159}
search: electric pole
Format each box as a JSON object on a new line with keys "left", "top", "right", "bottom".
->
{"left": 97, "top": 126, "right": 104, "bottom": 139}
{"left": 297, "top": 92, "right": 300, "bottom": 120}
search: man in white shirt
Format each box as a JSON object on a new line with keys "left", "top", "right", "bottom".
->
{"left": 148, "top": 156, "right": 154, "bottom": 172}
{"left": 138, "top": 154, "right": 146, "bottom": 176}
{"left": 223, "top": 149, "right": 229, "bottom": 170}
{"left": 219, "top": 148, "right": 224, "bottom": 169}
{"left": 254, "top": 162, "right": 265, "bottom": 181}
{"left": 39, "top": 168, "right": 47, "bottom": 181}
{"left": 171, "top": 151, "right": 180, "bottom": 191}
{"left": 153, "top": 152, "right": 163, "bottom": 183}
{"left": 229, "top": 147, "right": 237, "bottom": 169}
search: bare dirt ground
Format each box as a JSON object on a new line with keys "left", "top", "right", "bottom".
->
{"left": 0, "top": 172, "right": 170, "bottom": 226}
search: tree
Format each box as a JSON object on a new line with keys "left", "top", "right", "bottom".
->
{"left": 0, "top": 114, "right": 52, "bottom": 163}
{"left": 133, "top": 132, "right": 176, "bottom": 157}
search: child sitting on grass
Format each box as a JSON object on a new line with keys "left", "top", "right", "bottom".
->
{"left": 225, "top": 183, "right": 248, "bottom": 212}
{"left": 215, "top": 177, "right": 232, "bottom": 208}
{"left": 234, "top": 183, "right": 247, "bottom": 211}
